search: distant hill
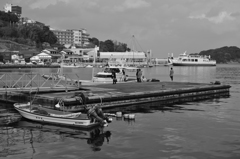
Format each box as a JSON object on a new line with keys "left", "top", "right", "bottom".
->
{"left": 199, "top": 46, "right": 240, "bottom": 63}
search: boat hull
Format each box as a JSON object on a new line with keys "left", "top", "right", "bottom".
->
{"left": 14, "top": 103, "right": 99, "bottom": 128}
{"left": 172, "top": 62, "right": 216, "bottom": 66}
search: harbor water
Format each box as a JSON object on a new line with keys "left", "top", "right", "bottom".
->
{"left": 0, "top": 64, "right": 240, "bottom": 159}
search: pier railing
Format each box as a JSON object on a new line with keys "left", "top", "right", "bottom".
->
{"left": 0, "top": 73, "right": 81, "bottom": 92}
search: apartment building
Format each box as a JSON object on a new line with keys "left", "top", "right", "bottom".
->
{"left": 51, "top": 29, "right": 90, "bottom": 47}
{"left": 51, "top": 29, "right": 74, "bottom": 45}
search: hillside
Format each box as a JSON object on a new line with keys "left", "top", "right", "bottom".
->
{"left": 199, "top": 46, "right": 240, "bottom": 64}
{"left": 0, "top": 39, "right": 37, "bottom": 51}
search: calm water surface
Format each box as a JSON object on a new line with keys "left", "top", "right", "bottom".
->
{"left": 0, "top": 64, "right": 240, "bottom": 159}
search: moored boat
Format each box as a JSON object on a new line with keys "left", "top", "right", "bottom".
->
{"left": 13, "top": 103, "right": 100, "bottom": 128}
{"left": 171, "top": 52, "right": 216, "bottom": 66}
{"left": 92, "top": 66, "right": 138, "bottom": 83}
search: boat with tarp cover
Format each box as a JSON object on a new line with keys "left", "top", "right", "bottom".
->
{"left": 13, "top": 102, "right": 100, "bottom": 128}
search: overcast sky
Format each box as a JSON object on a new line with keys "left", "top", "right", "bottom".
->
{"left": 1, "top": 0, "right": 240, "bottom": 58}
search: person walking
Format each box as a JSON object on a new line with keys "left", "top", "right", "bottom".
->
{"left": 170, "top": 67, "right": 174, "bottom": 81}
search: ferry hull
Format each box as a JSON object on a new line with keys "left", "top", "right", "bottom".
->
{"left": 172, "top": 62, "right": 216, "bottom": 66}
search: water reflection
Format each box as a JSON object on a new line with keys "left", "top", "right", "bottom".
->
{"left": 104, "top": 101, "right": 204, "bottom": 115}
{"left": 0, "top": 119, "right": 111, "bottom": 157}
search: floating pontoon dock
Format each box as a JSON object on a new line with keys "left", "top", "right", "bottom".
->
{"left": 0, "top": 73, "right": 231, "bottom": 112}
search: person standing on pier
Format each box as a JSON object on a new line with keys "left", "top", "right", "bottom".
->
{"left": 170, "top": 67, "right": 174, "bottom": 81}
{"left": 136, "top": 69, "right": 139, "bottom": 82}
{"left": 112, "top": 70, "right": 117, "bottom": 84}
{"left": 136, "top": 69, "right": 142, "bottom": 82}
{"left": 122, "top": 69, "right": 126, "bottom": 81}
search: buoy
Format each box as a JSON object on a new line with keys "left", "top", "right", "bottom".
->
{"left": 107, "top": 118, "right": 113, "bottom": 122}
{"left": 116, "top": 112, "right": 122, "bottom": 118}
{"left": 103, "top": 120, "right": 108, "bottom": 127}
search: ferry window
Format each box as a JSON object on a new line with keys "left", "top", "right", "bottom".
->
{"left": 188, "top": 59, "right": 191, "bottom": 61}
{"left": 195, "top": 59, "right": 198, "bottom": 62}
{"left": 183, "top": 59, "right": 187, "bottom": 61}
{"left": 191, "top": 59, "right": 194, "bottom": 62}
{"left": 95, "top": 74, "right": 113, "bottom": 78}
{"left": 108, "top": 68, "right": 120, "bottom": 73}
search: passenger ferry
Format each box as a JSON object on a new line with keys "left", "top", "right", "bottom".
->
{"left": 171, "top": 52, "right": 216, "bottom": 66}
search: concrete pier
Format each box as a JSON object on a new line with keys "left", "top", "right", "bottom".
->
{"left": 0, "top": 81, "right": 231, "bottom": 112}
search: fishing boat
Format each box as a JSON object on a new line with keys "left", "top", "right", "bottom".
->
{"left": 92, "top": 66, "right": 138, "bottom": 83}
{"left": 13, "top": 102, "right": 101, "bottom": 128}
{"left": 171, "top": 51, "right": 216, "bottom": 66}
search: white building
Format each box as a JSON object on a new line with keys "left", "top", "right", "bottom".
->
{"left": 4, "top": 3, "right": 22, "bottom": 17}
{"left": 51, "top": 28, "right": 90, "bottom": 47}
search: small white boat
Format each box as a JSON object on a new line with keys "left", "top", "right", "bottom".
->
{"left": 92, "top": 66, "right": 138, "bottom": 83}
{"left": 13, "top": 103, "right": 100, "bottom": 128}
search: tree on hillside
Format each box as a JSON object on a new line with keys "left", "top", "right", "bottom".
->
{"left": 39, "top": 26, "right": 57, "bottom": 45}
{"left": 0, "top": 26, "right": 18, "bottom": 37}
{"left": 99, "top": 41, "right": 108, "bottom": 52}
{"left": 85, "top": 37, "right": 131, "bottom": 52}
{"left": 89, "top": 37, "right": 99, "bottom": 46}
{"left": 114, "top": 42, "right": 129, "bottom": 52}
{"left": 0, "top": 11, "right": 19, "bottom": 25}
{"left": 15, "top": 25, "right": 57, "bottom": 48}
{"left": 199, "top": 46, "right": 240, "bottom": 63}
{"left": 104, "top": 40, "right": 114, "bottom": 52}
